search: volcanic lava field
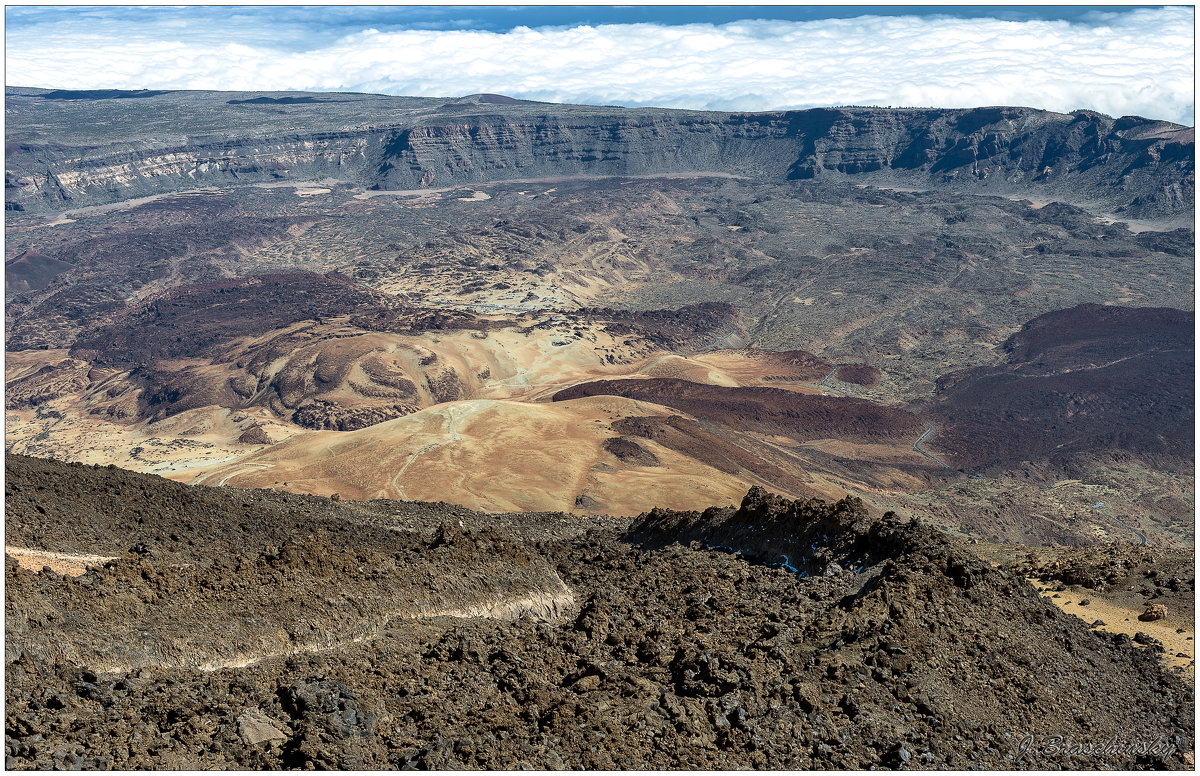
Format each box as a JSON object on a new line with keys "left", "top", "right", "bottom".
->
{"left": 4, "top": 88, "right": 1196, "bottom": 769}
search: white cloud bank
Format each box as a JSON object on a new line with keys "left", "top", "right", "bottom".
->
{"left": 6, "top": 7, "right": 1195, "bottom": 124}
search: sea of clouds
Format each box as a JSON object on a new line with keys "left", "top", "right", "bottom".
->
{"left": 5, "top": 7, "right": 1194, "bottom": 124}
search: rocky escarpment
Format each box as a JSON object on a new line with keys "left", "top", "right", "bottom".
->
{"left": 6, "top": 88, "right": 1193, "bottom": 218}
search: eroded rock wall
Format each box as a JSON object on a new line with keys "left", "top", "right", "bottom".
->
{"left": 6, "top": 90, "right": 1193, "bottom": 217}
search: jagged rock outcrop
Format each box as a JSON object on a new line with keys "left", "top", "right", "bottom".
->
{"left": 6, "top": 88, "right": 1193, "bottom": 217}
{"left": 626, "top": 485, "right": 932, "bottom": 578}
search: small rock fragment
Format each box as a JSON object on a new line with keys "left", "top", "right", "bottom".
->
{"left": 571, "top": 674, "right": 601, "bottom": 693}
{"left": 238, "top": 709, "right": 288, "bottom": 746}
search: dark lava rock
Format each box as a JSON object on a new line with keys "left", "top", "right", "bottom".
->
{"left": 3, "top": 455, "right": 1194, "bottom": 770}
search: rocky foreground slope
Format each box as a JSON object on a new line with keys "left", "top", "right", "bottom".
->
{"left": 4, "top": 454, "right": 1192, "bottom": 769}
{"left": 6, "top": 88, "right": 1193, "bottom": 218}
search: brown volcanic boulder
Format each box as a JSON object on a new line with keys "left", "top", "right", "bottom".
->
{"left": 625, "top": 485, "right": 894, "bottom": 577}
{"left": 1139, "top": 603, "right": 1168, "bottom": 622}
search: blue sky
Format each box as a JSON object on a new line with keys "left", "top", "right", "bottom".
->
{"left": 5, "top": 5, "right": 1194, "bottom": 124}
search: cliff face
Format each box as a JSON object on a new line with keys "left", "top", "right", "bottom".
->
{"left": 6, "top": 133, "right": 378, "bottom": 210}
{"left": 5, "top": 88, "right": 1194, "bottom": 217}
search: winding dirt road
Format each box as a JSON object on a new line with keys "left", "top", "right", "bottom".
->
{"left": 818, "top": 365, "right": 850, "bottom": 397}
{"left": 913, "top": 423, "right": 953, "bottom": 470}
{"left": 1093, "top": 504, "right": 1149, "bottom": 545}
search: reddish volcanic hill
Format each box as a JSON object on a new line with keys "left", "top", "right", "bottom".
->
{"left": 4, "top": 250, "right": 73, "bottom": 295}
{"left": 553, "top": 377, "right": 924, "bottom": 443}
{"left": 925, "top": 304, "right": 1194, "bottom": 470}
{"left": 835, "top": 363, "right": 880, "bottom": 387}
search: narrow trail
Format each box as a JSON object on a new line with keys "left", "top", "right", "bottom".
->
{"left": 149, "top": 575, "right": 576, "bottom": 674}
{"left": 913, "top": 423, "right": 953, "bottom": 470}
{"left": 695, "top": 322, "right": 740, "bottom": 352}
{"left": 214, "top": 462, "right": 270, "bottom": 487}
{"left": 390, "top": 405, "right": 468, "bottom": 499}
{"left": 191, "top": 462, "right": 269, "bottom": 487}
